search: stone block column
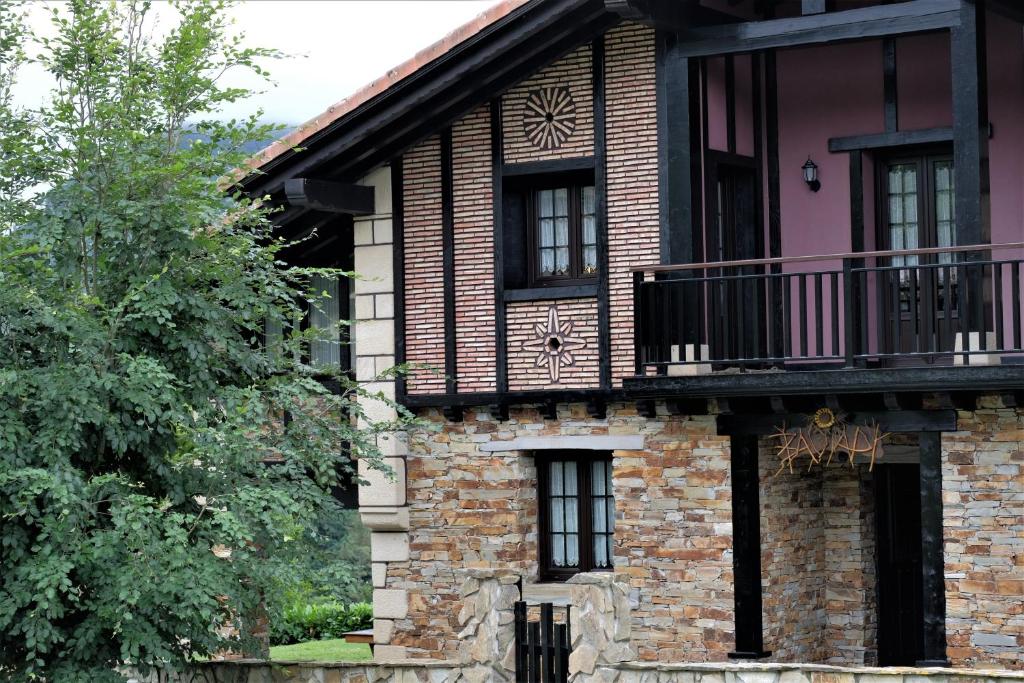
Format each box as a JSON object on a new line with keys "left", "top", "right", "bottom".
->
{"left": 351, "top": 164, "right": 410, "bottom": 661}
{"left": 567, "top": 573, "right": 636, "bottom": 680}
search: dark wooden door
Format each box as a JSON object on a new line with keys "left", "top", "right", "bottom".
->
{"left": 708, "top": 161, "right": 764, "bottom": 363}
{"left": 878, "top": 152, "right": 959, "bottom": 361}
{"left": 875, "top": 464, "right": 924, "bottom": 666}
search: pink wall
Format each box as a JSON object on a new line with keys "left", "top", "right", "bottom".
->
{"left": 897, "top": 33, "right": 952, "bottom": 131}
{"left": 706, "top": 57, "right": 729, "bottom": 152}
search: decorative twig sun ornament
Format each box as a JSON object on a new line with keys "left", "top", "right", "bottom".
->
{"left": 771, "top": 407, "right": 889, "bottom": 475}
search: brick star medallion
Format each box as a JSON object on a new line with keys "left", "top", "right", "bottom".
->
{"left": 522, "top": 307, "right": 586, "bottom": 383}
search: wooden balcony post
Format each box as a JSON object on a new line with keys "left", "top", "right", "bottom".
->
{"left": 728, "top": 435, "right": 770, "bottom": 659}
{"left": 917, "top": 431, "right": 950, "bottom": 666}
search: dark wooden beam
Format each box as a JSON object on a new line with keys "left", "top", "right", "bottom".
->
{"left": 828, "top": 127, "right": 952, "bottom": 152}
{"left": 765, "top": 50, "right": 784, "bottom": 360}
{"left": 988, "top": 0, "right": 1024, "bottom": 24}
{"left": 501, "top": 156, "right": 596, "bottom": 177}
{"left": 728, "top": 435, "right": 770, "bottom": 660}
{"left": 717, "top": 409, "right": 957, "bottom": 436}
{"left": 883, "top": 38, "right": 898, "bottom": 133}
{"left": 656, "top": 29, "right": 698, "bottom": 265}
{"left": 917, "top": 431, "right": 950, "bottom": 666}
{"left": 625, "top": 365, "right": 1024, "bottom": 399}
{"left": 284, "top": 178, "right": 375, "bottom": 215}
{"left": 951, "top": 0, "right": 988, "bottom": 247}
{"left": 672, "top": 0, "right": 961, "bottom": 57}
{"left": 491, "top": 99, "right": 509, "bottom": 396}
{"left": 593, "top": 38, "right": 612, "bottom": 391}
{"left": 391, "top": 158, "right": 407, "bottom": 402}
{"left": 441, "top": 128, "right": 457, "bottom": 395}
{"left": 801, "top": 0, "right": 829, "bottom": 15}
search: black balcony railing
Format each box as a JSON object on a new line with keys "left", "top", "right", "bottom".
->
{"left": 633, "top": 242, "right": 1024, "bottom": 375}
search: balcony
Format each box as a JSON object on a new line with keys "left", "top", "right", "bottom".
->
{"left": 627, "top": 243, "right": 1024, "bottom": 402}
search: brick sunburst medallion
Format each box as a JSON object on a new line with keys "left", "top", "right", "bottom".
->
{"left": 522, "top": 85, "right": 577, "bottom": 150}
{"left": 522, "top": 307, "right": 586, "bottom": 383}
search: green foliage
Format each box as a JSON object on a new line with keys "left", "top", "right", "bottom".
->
{"left": 270, "top": 601, "right": 373, "bottom": 646}
{"left": 268, "top": 638, "right": 372, "bottom": 663}
{"left": 0, "top": 1, "right": 411, "bottom": 680}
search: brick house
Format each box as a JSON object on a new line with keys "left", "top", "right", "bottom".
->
{"left": 237, "top": 0, "right": 1024, "bottom": 671}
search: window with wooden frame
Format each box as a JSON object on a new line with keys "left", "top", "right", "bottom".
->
{"left": 264, "top": 274, "right": 346, "bottom": 370}
{"left": 527, "top": 183, "right": 598, "bottom": 286}
{"left": 537, "top": 451, "right": 614, "bottom": 581}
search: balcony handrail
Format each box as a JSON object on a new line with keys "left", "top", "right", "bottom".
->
{"left": 632, "top": 241, "right": 1024, "bottom": 274}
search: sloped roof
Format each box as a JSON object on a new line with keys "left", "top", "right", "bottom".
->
{"left": 237, "top": 0, "right": 618, "bottom": 202}
{"left": 241, "top": 0, "right": 531, "bottom": 178}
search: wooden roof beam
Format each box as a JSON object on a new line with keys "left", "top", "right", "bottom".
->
{"left": 662, "top": 0, "right": 963, "bottom": 57}
{"left": 284, "top": 178, "right": 375, "bottom": 216}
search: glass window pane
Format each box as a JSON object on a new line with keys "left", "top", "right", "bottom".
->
{"left": 582, "top": 185, "right": 595, "bottom": 215}
{"left": 554, "top": 188, "right": 568, "bottom": 216}
{"left": 265, "top": 317, "right": 283, "bottom": 359}
{"left": 538, "top": 189, "right": 553, "bottom": 218}
{"left": 549, "top": 461, "right": 563, "bottom": 496}
{"left": 583, "top": 246, "right": 597, "bottom": 274}
{"left": 555, "top": 247, "right": 569, "bottom": 274}
{"left": 582, "top": 216, "right": 596, "bottom": 247}
{"left": 555, "top": 217, "right": 569, "bottom": 247}
{"left": 551, "top": 534, "right": 565, "bottom": 567}
{"left": 592, "top": 498, "right": 606, "bottom": 533}
{"left": 550, "top": 497, "right": 564, "bottom": 533}
{"left": 591, "top": 460, "right": 605, "bottom": 496}
{"left": 903, "top": 167, "right": 916, "bottom": 193}
{"left": 541, "top": 248, "right": 555, "bottom": 276}
{"left": 565, "top": 497, "right": 578, "bottom": 533}
{"left": 890, "top": 194, "right": 903, "bottom": 224}
{"left": 309, "top": 275, "right": 341, "bottom": 368}
{"left": 593, "top": 533, "right": 608, "bottom": 567}
{"left": 540, "top": 218, "right": 554, "bottom": 247}
{"left": 566, "top": 534, "right": 579, "bottom": 566}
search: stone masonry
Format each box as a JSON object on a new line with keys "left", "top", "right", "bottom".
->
{"left": 942, "top": 405, "right": 1024, "bottom": 670}
{"left": 380, "top": 401, "right": 735, "bottom": 664}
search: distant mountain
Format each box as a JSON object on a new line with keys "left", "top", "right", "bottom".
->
{"left": 178, "top": 125, "right": 296, "bottom": 154}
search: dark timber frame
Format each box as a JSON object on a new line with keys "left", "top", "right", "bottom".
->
{"left": 441, "top": 128, "right": 457, "bottom": 396}
{"left": 728, "top": 435, "right": 769, "bottom": 659}
{"left": 593, "top": 38, "right": 612, "bottom": 390}
{"left": 392, "top": 159, "right": 407, "bottom": 401}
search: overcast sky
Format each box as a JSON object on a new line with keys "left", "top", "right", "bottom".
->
{"left": 15, "top": 1, "right": 497, "bottom": 126}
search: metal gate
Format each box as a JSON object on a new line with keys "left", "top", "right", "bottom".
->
{"left": 513, "top": 601, "right": 571, "bottom": 683}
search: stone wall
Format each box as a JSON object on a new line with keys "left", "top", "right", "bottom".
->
{"left": 942, "top": 405, "right": 1024, "bottom": 670}
{"left": 758, "top": 443, "right": 877, "bottom": 664}
{"left": 382, "top": 402, "right": 735, "bottom": 663}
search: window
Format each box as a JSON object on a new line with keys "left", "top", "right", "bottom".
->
{"left": 528, "top": 184, "right": 597, "bottom": 286}
{"left": 537, "top": 452, "right": 614, "bottom": 581}
{"left": 263, "top": 273, "right": 345, "bottom": 370}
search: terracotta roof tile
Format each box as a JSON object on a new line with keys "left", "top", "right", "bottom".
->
{"left": 240, "top": 0, "right": 531, "bottom": 180}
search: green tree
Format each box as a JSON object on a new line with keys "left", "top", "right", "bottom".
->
{"left": 0, "top": 2, "right": 405, "bottom": 680}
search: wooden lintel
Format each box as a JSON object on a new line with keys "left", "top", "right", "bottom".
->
{"left": 828, "top": 127, "right": 953, "bottom": 153}
{"left": 717, "top": 410, "right": 958, "bottom": 436}
{"left": 284, "top": 178, "right": 375, "bottom": 215}
{"left": 673, "top": 0, "right": 961, "bottom": 57}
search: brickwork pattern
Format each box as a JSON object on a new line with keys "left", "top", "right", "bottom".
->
{"left": 506, "top": 298, "right": 600, "bottom": 390}
{"left": 386, "top": 402, "right": 735, "bottom": 664}
{"left": 452, "top": 105, "right": 497, "bottom": 392}
{"left": 402, "top": 137, "right": 446, "bottom": 394}
{"left": 502, "top": 44, "right": 594, "bottom": 163}
{"left": 942, "top": 406, "right": 1024, "bottom": 670}
{"left": 604, "top": 24, "right": 660, "bottom": 386}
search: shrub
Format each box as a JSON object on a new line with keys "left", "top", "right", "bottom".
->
{"left": 270, "top": 601, "right": 374, "bottom": 645}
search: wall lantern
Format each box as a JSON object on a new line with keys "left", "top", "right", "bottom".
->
{"left": 802, "top": 156, "right": 821, "bottom": 192}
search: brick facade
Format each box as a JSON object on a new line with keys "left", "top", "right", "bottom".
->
{"left": 604, "top": 24, "right": 660, "bottom": 386}
{"left": 403, "top": 136, "right": 446, "bottom": 394}
{"left": 506, "top": 298, "right": 600, "bottom": 391}
{"left": 501, "top": 44, "right": 594, "bottom": 164}
{"left": 452, "top": 105, "right": 498, "bottom": 393}
{"left": 942, "top": 406, "right": 1024, "bottom": 670}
